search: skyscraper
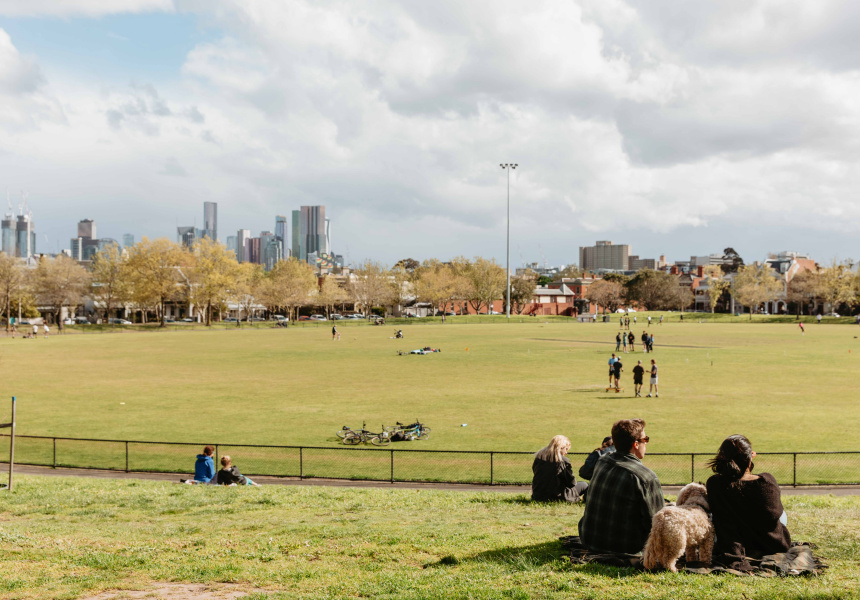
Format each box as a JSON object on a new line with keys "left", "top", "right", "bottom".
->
{"left": 203, "top": 202, "right": 217, "bottom": 241}
{"left": 275, "top": 215, "right": 287, "bottom": 259}
{"left": 579, "top": 241, "right": 630, "bottom": 271}
{"left": 292, "top": 205, "right": 327, "bottom": 262}
{"left": 16, "top": 214, "right": 35, "bottom": 258}
{"left": 1, "top": 212, "right": 14, "bottom": 255}
{"left": 260, "top": 231, "right": 282, "bottom": 271}
{"left": 236, "top": 229, "right": 250, "bottom": 263}
{"left": 226, "top": 235, "right": 237, "bottom": 257}
{"left": 123, "top": 234, "right": 135, "bottom": 249}
{"left": 78, "top": 219, "right": 96, "bottom": 239}
{"left": 177, "top": 226, "right": 197, "bottom": 249}
{"left": 70, "top": 237, "right": 83, "bottom": 260}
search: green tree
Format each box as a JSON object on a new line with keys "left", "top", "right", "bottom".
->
{"left": 191, "top": 238, "right": 240, "bottom": 326}
{"left": 510, "top": 270, "right": 537, "bottom": 314}
{"left": 0, "top": 253, "right": 26, "bottom": 331}
{"left": 702, "top": 266, "right": 730, "bottom": 313}
{"left": 626, "top": 270, "right": 677, "bottom": 310}
{"left": 32, "top": 255, "right": 92, "bottom": 331}
{"left": 90, "top": 242, "right": 131, "bottom": 324}
{"left": 819, "top": 262, "right": 856, "bottom": 313}
{"left": 730, "top": 264, "right": 782, "bottom": 319}
{"left": 350, "top": 260, "right": 394, "bottom": 317}
{"left": 125, "top": 238, "right": 189, "bottom": 326}
{"left": 318, "top": 275, "right": 348, "bottom": 317}
{"left": 266, "top": 258, "right": 318, "bottom": 320}
{"left": 585, "top": 279, "right": 625, "bottom": 313}
{"left": 464, "top": 257, "right": 505, "bottom": 314}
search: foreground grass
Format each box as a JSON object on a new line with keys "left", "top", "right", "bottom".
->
{"left": 0, "top": 476, "right": 857, "bottom": 599}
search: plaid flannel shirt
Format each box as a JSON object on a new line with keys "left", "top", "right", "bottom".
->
{"left": 577, "top": 452, "right": 664, "bottom": 554}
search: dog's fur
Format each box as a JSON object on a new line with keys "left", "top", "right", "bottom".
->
{"left": 642, "top": 482, "right": 714, "bottom": 572}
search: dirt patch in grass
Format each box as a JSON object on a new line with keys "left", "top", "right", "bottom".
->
{"left": 81, "top": 583, "right": 258, "bottom": 600}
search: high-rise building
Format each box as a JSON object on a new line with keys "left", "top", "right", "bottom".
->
{"left": 226, "top": 235, "right": 237, "bottom": 257}
{"left": 16, "top": 214, "right": 35, "bottom": 258}
{"left": 203, "top": 202, "right": 217, "bottom": 241}
{"left": 275, "top": 215, "right": 287, "bottom": 259}
{"left": 292, "top": 205, "right": 327, "bottom": 262}
{"left": 123, "top": 234, "right": 135, "bottom": 249}
{"left": 579, "top": 241, "right": 630, "bottom": 272}
{"left": 325, "top": 218, "right": 331, "bottom": 254}
{"left": 247, "top": 237, "right": 262, "bottom": 265}
{"left": 236, "top": 229, "right": 250, "bottom": 263}
{"left": 70, "top": 237, "right": 83, "bottom": 260}
{"left": 177, "top": 226, "right": 197, "bottom": 249}
{"left": 1, "top": 212, "right": 15, "bottom": 255}
{"left": 78, "top": 219, "right": 96, "bottom": 240}
{"left": 260, "top": 231, "right": 282, "bottom": 271}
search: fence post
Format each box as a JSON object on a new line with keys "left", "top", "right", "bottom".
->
{"left": 691, "top": 453, "right": 695, "bottom": 482}
{"left": 390, "top": 449, "right": 394, "bottom": 483}
{"left": 52, "top": 437, "right": 56, "bottom": 469}
{"left": 125, "top": 441, "right": 129, "bottom": 473}
{"left": 7, "top": 397, "right": 14, "bottom": 492}
{"left": 793, "top": 453, "right": 797, "bottom": 487}
{"left": 490, "top": 452, "right": 494, "bottom": 485}
{"left": 299, "top": 447, "right": 303, "bottom": 480}
{"left": 214, "top": 445, "right": 219, "bottom": 470}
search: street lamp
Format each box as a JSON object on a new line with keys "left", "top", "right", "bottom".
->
{"left": 500, "top": 163, "right": 517, "bottom": 319}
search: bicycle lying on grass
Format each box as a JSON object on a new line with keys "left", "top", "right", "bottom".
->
{"left": 384, "top": 419, "right": 431, "bottom": 440}
{"left": 336, "top": 423, "right": 391, "bottom": 446}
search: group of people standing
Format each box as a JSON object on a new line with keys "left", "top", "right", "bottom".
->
{"left": 608, "top": 354, "right": 658, "bottom": 397}
{"left": 531, "top": 421, "right": 791, "bottom": 563}
{"left": 615, "top": 331, "right": 655, "bottom": 353}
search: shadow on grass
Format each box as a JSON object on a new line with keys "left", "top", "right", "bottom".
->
{"left": 425, "top": 541, "right": 564, "bottom": 569}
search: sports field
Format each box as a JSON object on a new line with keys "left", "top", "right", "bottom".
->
{"left": 2, "top": 316, "right": 857, "bottom": 455}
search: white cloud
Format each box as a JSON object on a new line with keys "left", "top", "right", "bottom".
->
{"left": 0, "top": 0, "right": 173, "bottom": 17}
{"left": 0, "top": 29, "right": 63, "bottom": 130}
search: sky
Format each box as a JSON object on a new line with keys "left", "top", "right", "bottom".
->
{"left": 1, "top": 0, "right": 860, "bottom": 267}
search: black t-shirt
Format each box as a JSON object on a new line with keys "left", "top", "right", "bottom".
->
{"left": 632, "top": 365, "right": 645, "bottom": 380}
{"left": 613, "top": 361, "right": 623, "bottom": 375}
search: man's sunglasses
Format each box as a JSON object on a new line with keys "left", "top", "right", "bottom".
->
{"left": 637, "top": 436, "right": 650, "bottom": 444}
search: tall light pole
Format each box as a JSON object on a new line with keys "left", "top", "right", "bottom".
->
{"left": 500, "top": 163, "right": 517, "bottom": 319}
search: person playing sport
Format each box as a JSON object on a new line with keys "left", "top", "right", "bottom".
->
{"left": 659, "top": 315, "right": 664, "bottom": 325}
{"left": 615, "top": 332, "right": 622, "bottom": 351}
{"left": 608, "top": 353, "right": 618, "bottom": 388}
{"left": 632, "top": 360, "right": 645, "bottom": 397}
{"left": 43, "top": 324, "right": 50, "bottom": 338}
{"left": 628, "top": 331, "right": 635, "bottom": 352}
{"left": 613, "top": 358, "right": 623, "bottom": 390}
{"left": 622, "top": 333, "right": 628, "bottom": 353}
{"left": 647, "top": 359, "right": 659, "bottom": 398}
{"left": 799, "top": 322, "right": 804, "bottom": 335}
{"left": 332, "top": 324, "right": 340, "bottom": 341}
{"left": 641, "top": 330, "right": 649, "bottom": 353}
{"left": 648, "top": 316, "right": 652, "bottom": 326}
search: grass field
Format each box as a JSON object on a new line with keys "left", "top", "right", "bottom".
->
{"left": 2, "top": 315, "right": 859, "bottom": 456}
{"left": 0, "top": 476, "right": 857, "bottom": 600}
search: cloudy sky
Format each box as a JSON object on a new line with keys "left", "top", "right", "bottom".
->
{"left": 1, "top": 0, "right": 859, "bottom": 267}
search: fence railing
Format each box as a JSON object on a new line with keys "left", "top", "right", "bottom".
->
{"left": 1, "top": 435, "right": 858, "bottom": 487}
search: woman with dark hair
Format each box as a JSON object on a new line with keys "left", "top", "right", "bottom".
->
{"left": 531, "top": 435, "right": 588, "bottom": 503}
{"left": 706, "top": 435, "right": 790, "bottom": 558}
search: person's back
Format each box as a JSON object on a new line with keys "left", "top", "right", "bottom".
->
{"left": 578, "top": 419, "right": 664, "bottom": 553}
{"left": 194, "top": 451, "right": 216, "bottom": 483}
{"left": 531, "top": 435, "right": 587, "bottom": 503}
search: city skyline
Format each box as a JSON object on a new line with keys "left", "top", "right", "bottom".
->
{"left": 2, "top": 3, "right": 860, "bottom": 266}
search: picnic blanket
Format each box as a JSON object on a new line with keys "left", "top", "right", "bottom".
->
{"left": 560, "top": 536, "right": 827, "bottom": 576}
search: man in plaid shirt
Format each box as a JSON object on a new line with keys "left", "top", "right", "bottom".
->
{"left": 578, "top": 418, "right": 664, "bottom": 553}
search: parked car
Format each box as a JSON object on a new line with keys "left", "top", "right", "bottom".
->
{"left": 164, "top": 318, "right": 176, "bottom": 323}
{"left": 109, "top": 318, "right": 132, "bottom": 325}
{"left": 345, "top": 314, "right": 363, "bottom": 320}
{"left": 825, "top": 312, "right": 840, "bottom": 317}
{"left": 62, "top": 318, "right": 74, "bottom": 325}
{"left": 272, "top": 314, "right": 287, "bottom": 321}
{"left": 443, "top": 311, "right": 457, "bottom": 316}
{"left": 181, "top": 317, "right": 195, "bottom": 322}
{"left": 298, "top": 316, "right": 311, "bottom": 321}
{"left": 331, "top": 314, "right": 345, "bottom": 320}
{"left": 75, "top": 316, "right": 89, "bottom": 324}
{"left": 309, "top": 314, "right": 327, "bottom": 321}
{"left": 223, "top": 317, "right": 239, "bottom": 323}
{"left": 250, "top": 316, "right": 266, "bottom": 322}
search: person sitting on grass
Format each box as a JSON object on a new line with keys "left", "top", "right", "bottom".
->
{"left": 578, "top": 419, "right": 664, "bottom": 553}
{"left": 216, "top": 455, "right": 260, "bottom": 486}
{"left": 182, "top": 445, "right": 216, "bottom": 484}
{"left": 706, "top": 435, "right": 790, "bottom": 559}
{"left": 531, "top": 435, "right": 588, "bottom": 503}
{"left": 578, "top": 436, "right": 614, "bottom": 480}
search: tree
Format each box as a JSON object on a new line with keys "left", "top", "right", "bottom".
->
{"left": 125, "top": 238, "right": 189, "bottom": 326}
{"left": 350, "top": 260, "right": 394, "bottom": 317}
{"left": 191, "top": 238, "right": 240, "bottom": 326}
{"left": 557, "top": 264, "right": 583, "bottom": 279}
{"left": 234, "top": 262, "right": 265, "bottom": 322}
{"left": 730, "top": 264, "right": 782, "bottom": 319}
{"left": 464, "top": 257, "right": 505, "bottom": 314}
{"left": 32, "top": 255, "right": 91, "bottom": 331}
{"left": 673, "top": 285, "right": 694, "bottom": 312}
{"left": 510, "top": 270, "right": 537, "bottom": 314}
{"left": 626, "top": 270, "right": 678, "bottom": 310}
{"left": 786, "top": 269, "right": 820, "bottom": 315}
{"left": 586, "top": 279, "right": 625, "bottom": 313}
{"left": 90, "top": 242, "right": 131, "bottom": 324}
{"left": 720, "top": 248, "right": 744, "bottom": 275}
{"left": 819, "top": 262, "right": 856, "bottom": 313}
{"left": 266, "top": 258, "right": 318, "bottom": 320}
{"left": 393, "top": 258, "right": 420, "bottom": 275}
{"left": 0, "top": 253, "right": 26, "bottom": 331}
{"left": 318, "top": 275, "right": 348, "bottom": 317}
{"left": 702, "top": 266, "right": 730, "bottom": 313}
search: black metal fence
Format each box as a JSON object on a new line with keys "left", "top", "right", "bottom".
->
{"left": 1, "top": 435, "right": 858, "bottom": 487}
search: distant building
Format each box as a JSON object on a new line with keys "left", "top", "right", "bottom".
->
{"left": 78, "top": 219, "right": 96, "bottom": 240}
{"left": 177, "top": 226, "right": 197, "bottom": 249}
{"left": 202, "top": 201, "right": 217, "bottom": 241}
{"left": 261, "top": 231, "right": 282, "bottom": 271}
{"left": 16, "top": 214, "right": 35, "bottom": 258}
{"left": 579, "top": 241, "right": 630, "bottom": 271}
{"left": 275, "top": 215, "right": 287, "bottom": 259}
{"left": 236, "top": 229, "right": 251, "bottom": 263}
{"left": 292, "top": 205, "right": 327, "bottom": 262}
{"left": 122, "top": 234, "right": 135, "bottom": 249}
{"left": 70, "top": 237, "right": 83, "bottom": 260}
{"left": 226, "top": 235, "right": 237, "bottom": 257}
{"left": 247, "top": 237, "right": 262, "bottom": 265}
{"left": 629, "top": 256, "right": 657, "bottom": 271}
{"left": 1, "top": 212, "right": 14, "bottom": 255}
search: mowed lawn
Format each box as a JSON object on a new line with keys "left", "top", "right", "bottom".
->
{"left": 1, "top": 318, "right": 858, "bottom": 454}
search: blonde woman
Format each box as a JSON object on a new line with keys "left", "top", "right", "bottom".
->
{"left": 531, "top": 435, "right": 588, "bottom": 503}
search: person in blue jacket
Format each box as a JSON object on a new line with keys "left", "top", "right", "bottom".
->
{"left": 182, "top": 445, "right": 216, "bottom": 484}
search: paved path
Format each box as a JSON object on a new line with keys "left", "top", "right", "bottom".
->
{"left": 7, "top": 464, "right": 860, "bottom": 496}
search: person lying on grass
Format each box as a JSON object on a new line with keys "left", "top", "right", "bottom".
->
{"left": 216, "top": 455, "right": 260, "bottom": 486}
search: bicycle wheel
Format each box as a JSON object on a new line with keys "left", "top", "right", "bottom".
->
{"left": 418, "top": 430, "right": 430, "bottom": 440}
{"left": 419, "top": 426, "right": 431, "bottom": 434}
{"left": 383, "top": 425, "right": 401, "bottom": 433}
{"left": 342, "top": 432, "right": 362, "bottom": 445}
{"left": 336, "top": 427, "right": 352, "bottom": 439}
{"left": 371, "top": 435, "right": 391, "bottom": 446}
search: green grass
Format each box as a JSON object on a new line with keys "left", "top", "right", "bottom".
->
{"left": 0, "top": 476, "right": 856, "bottom": 599}
{"left": 3, "top": 315, "right": 859, "bottom": 457}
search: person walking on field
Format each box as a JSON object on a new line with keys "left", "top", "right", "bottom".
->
{"left": 622, "top": 333, "right": 628, "bottom": 353}
{"left": 608, "top": 354, "right": 618, "bottom": 388}
{"left": 647, "top": 359, "right": 659, "bottom": 397}
{"left": 659, "top": 315, "right": 664, "bottom": 325}
{"left": 613, "top": 357, "right": 623, "bottom": 391}
{"left": 32, "top": 324, "right": 38, "bottom": 338}
{"left": 632, "top": 360, "right": 645, "bottom": 397}
{"left": 799, "top": 322, "right": 804, "bottom": 335}
{"left": 615, "top": 332, "right": 622, "bottom": 351}
{"left": 641, "top": 331, "right": 649, "bottom": 353}
{"left": 628, "top": 331, "right": 635, "bottom": 352}
{"left": 43, "top": 324, "right": 49, "bottom": 338}
{"left": 648, "top": 316, "right": 652, "bottom": 326}
{"left": 332, "top": 324, "right": 340, "bottom": 341}
{"left": 817, "top": 313, "right": 822, "bottom": 324}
